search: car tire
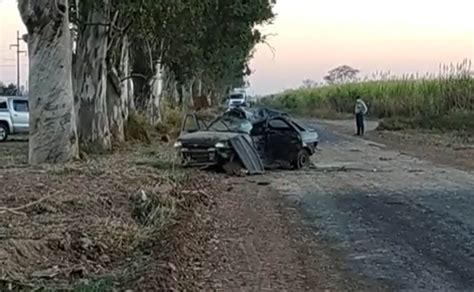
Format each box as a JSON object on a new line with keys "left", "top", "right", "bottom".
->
{"left": 0, "top": 123, "right": 8, "bottom": 142}
{"left": 295, "top": 149, "right": 310, "bottom": 169}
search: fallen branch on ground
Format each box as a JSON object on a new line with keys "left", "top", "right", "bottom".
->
{"left": 453, "top": 145, "right": 474, "bottom": 151}
{"left": 0, "top": 190, "right": 62, "bottom": 216}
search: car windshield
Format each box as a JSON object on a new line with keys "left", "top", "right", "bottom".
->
{"left": 291, "top": 120, "right": 306, "bottom": 131}
{"left": 207, "top": 116, "right": 253, "bottom": 134}
{"left": 230, "top": 94, "right": 244, "bottom": 100}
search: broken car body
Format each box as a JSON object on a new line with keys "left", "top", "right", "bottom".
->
{"left": 174, "top": 108, "right": 319, "bottom": 174}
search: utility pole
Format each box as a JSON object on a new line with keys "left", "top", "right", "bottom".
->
{"left": 10, "top": 30, "right": 27, "bottom": 96}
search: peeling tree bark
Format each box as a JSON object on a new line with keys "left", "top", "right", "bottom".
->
{"left": 181, "top": 78, "right": 195, "bottom": 111}
{"left": 147, "top": 62, "right": 164, "bottom": 125}
{"left": 106, "top": 67, "right": 123, "bottom": 143}
{"left": 18, "top": 0, "right": 79, "bottom": 164}
{"left": 74, "top": 0, "right": 111, "bottom": 153}
{"left": 160, "top": 66, "right": 178, "bottom": 108}
{"left": 120, "top": 36, "right": 135, "bottom": 117}
{"left": 107, "top": 35, "right": 134, "bottom": 144}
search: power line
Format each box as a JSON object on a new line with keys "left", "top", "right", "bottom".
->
{"left": 9, "top": 30, "right": 27, "bottom": 95}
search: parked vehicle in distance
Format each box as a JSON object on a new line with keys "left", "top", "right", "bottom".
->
{"left": 174, "top": 107, "right": 319, "bottom": 174}
{"left": 228, "top": 89, "right": 248, "bottom": 109}
{"left": 0, "top": 96, "right": 29, "bottom": 142}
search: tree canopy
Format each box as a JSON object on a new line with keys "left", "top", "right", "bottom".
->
{"left": 324, "top": 65, "right": 360, "bottom": 84}
{"left": 122, "top": 0, "right": 276, "bottom": 101}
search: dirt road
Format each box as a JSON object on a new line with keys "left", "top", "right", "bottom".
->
{"left": 267, "top": 121, "right": 474, "bottom": 290}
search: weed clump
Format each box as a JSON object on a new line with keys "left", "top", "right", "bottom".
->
{"left": 156, "top": 106, "right": 183, "bottom": 139}
{"left": 125, "top": 114, "right": 151, "bottom": 144}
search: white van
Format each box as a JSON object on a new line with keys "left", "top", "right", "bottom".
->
{"left": 228, "top": 90, "right": 247, "bottom": 109}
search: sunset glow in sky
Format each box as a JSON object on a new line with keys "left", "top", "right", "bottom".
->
{"left": 1, "top": 0, "right": 473, "bottom": 94}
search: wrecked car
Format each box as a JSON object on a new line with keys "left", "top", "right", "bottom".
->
{"left": 174, "top": 108, "right": 319, "bottom": 174}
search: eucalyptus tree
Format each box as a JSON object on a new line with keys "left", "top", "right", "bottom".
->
{"left": 18, "top": 0, "right": 79, "bottom": 164}
{"left": 73, "top": 0, "right": 113, "bottom": 152}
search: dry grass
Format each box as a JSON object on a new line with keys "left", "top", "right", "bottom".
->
{"left": 155, "top": 105, "right": 183, "bottom": 139}
{"left": 0, "top": 140, "right": 213, "bottom": 290}
{"left": 124, "top": 114, "right": 152, "bottom": 144}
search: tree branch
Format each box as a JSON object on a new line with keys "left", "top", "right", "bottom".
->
{"left": 262, "top": 40, "right": 276, "bottom": 60}
{"left": 120, "top": 73, "right": 148, "bottom": 82}
{"left": 0, "top": 191, "right": 62, "bottom": 216}
{"left": 83, "top": 22, "right": 111, "bottom": 27}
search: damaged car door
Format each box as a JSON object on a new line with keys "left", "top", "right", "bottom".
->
{"left": 265, "top": 117, "right": 301, "bottom": 166}
{"left": 250, "top": 119, "right": 269, "bottom": 163}
{"left": 181, "top": 113, "right": 206, "bottom": 133}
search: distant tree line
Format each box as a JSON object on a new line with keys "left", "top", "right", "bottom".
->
{"left": 301, "top": 65, "right": 361, "bottom": 88}
{"left": 0, "top": 82, "right": 19, "bottom": 96}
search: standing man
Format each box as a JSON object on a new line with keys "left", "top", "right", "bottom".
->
{"left": 355, "top": 96, "right": 368, "bottom": 136}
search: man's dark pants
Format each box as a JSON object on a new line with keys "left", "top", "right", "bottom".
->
{"left": 356, "top": 113, "right": 365, "bottom": 136}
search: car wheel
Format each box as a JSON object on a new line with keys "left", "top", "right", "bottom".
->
{"left": 0, "top": 124, "right": 8, "bottom": 142}
{"left": 295, "top": 149, "right": 310, "bottom": 169}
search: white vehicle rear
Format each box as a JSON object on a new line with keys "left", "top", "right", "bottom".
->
{"left": 0, "top": 96, "right": 29, "bottom": 142}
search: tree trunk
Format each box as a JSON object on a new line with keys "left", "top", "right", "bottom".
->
{"left": 120, "top": 36, "right": 135, "bottom": 116}
{"left": 107, "top": 36, "right": 134, "bottom": 144}
{"left": 162, "top": 67, "right": 178, "bottom": 108}
{"left": 178, "top": 78, "right": 195, "bottom": 111}
{"left": 187, "top": 78, "right": 195, "bottom": 110}
{"left": 197, "top": 78, "right": 203, "bottom": 97}
{"left": 18, "top": 0, "right": 79, "bottom": 165}
{"left": 74, "top": 0, "right": 111, "bottom": 153}
{"left": 147, "top": 62, "right": 163, "bottom": 125}
{"left": 106, "top": 67, "right": 123, "bottom": 143}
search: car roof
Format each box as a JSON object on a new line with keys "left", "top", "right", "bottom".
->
{"left": 0, "top": 96, "right": 28, "bottom": 101}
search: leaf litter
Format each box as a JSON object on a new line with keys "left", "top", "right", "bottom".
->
{"left": 0, "top": 141, "right": 221, "bottom": 290}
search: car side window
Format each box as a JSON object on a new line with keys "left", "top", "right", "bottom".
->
{"left": 268, "top": 118, "right": 291, "bottom": 130}
{"left": 0, "top": 101, "right": 7, "bottom": 112}
{"left": 13, "top": 100, "right": 28, "bottom": 112}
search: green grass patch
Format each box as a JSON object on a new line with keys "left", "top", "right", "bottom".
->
{"left": 377, "top": 112, "right": 474, "bottom": 133}
{"left": 72, "top": 277, "right": 115, "bottom": 292}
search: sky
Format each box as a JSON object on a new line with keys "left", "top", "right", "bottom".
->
{"left": 0, "top": 0, "right": 473, "bottom": 95}
{"left": 0, "top": 0, "right": 28, "bottom": 89}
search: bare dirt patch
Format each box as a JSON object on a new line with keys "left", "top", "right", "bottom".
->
{"left": 367, "top": 130, "right": 474, "bottom": 171}
{"left": 161, "top": 174, "right": 384, "bottom": 291}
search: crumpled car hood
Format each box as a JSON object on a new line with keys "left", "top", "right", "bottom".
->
{"left": 178, "top": 131, "right": 241, "bottom": 147}
{"left": 301, "top": 131, "right": 319, "bottom": 143}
